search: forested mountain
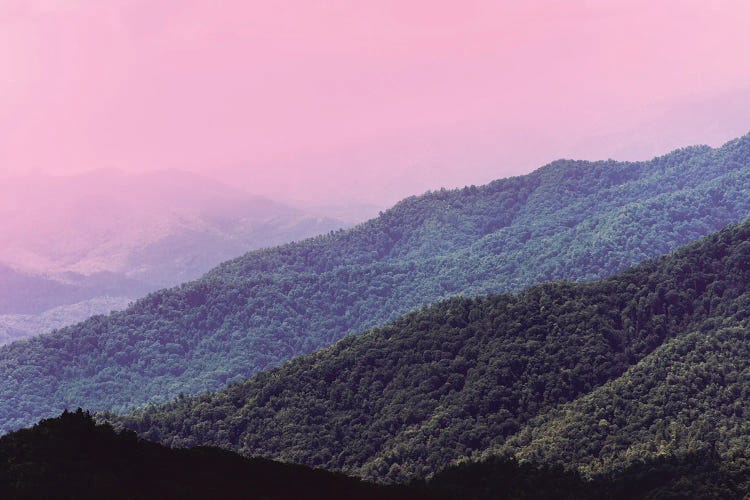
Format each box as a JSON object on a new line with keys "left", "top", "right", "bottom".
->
{"left": 2, "top": 135, "right": 750, "bottom": 433}
{"left": 502, "top": 325, "right": 750, "bottom": 477}
{"left": 111, "top": 220, "right": 750, "bottom": 484}
{"left": 6, "top": 411, "right": 745, "bottom": 499}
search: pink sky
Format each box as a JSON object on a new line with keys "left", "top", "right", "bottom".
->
{"left": 2, "top": 0, "right": 750, "bottom": 206}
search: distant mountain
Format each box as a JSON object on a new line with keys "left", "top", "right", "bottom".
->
{"left": 110, "top": 220, "right": 750, "bottom": 483}
{"left": 0, "top": 296, "right": 132, "bottom": 346}
{"left": 2, "top": 134, "right": 750, "bottom": 433}
{"left": 301, "top": 202, "right": 384, "bottom": 224}
{"left": 0, "top": 169, "right": 350, "bottom": 339}
{"left": 0, "top": 263, "right": 145, "bottom": 316}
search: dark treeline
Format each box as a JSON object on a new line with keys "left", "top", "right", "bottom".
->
{"left": 3, "top": 410, "right": 749, "bottom": 499}
{"left": 0, "top": 410, "right": 422, "bottom": 500}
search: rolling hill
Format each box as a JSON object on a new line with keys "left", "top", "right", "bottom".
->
{"left": 2, "top": 134, "right": 750, "bottom": 433}
{"left": 110, "top": 218, "right": 750, "bottom": 483}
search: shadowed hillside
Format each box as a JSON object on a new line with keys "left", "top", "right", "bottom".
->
{"left": 4, "top": 411, "right": 748, "bottom": 499}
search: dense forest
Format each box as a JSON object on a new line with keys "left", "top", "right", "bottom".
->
{"left": 503, "top": 325, "right": 750, "bottom": 477}
{"left": 3, "top": 410, "right": 749, "bottom": 499}
{"left": 440, "top": 452, "right": 750, "bottom": 499}
{"left": 110, "top": 219, "right": 750, "bottom": 484}
{"left": 3, "top": 135, "right": 750, "bottom": 433}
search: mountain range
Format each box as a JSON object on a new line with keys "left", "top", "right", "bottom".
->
{"left": 1, "top": 134, "right": 750, "bottom": 497}
{"left": 1, "top": 135, "right": 750, "bottom": 434}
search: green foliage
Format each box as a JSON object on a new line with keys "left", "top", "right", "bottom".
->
{"left": 504, "top": 325, "right": 750, "bottom": 479}
{"left": 3, "top": 134, "right": 750, "bottom": 433}
{"left": 112, "top": 221, "right": 750, "bottom": 483}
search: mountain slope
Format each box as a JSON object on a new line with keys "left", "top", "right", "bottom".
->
{"left": 502, "top": 324, "right": 750, "bottom": 478}
{"left": 112, "top": 220, "right": 750, "bottom": 482}
{"left": 2, "top": 135, "right": 750, "bottom": 433}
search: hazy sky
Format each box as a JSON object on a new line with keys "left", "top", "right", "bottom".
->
{"left": 2, "top": 0, "right": 750, "bottom": 206}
